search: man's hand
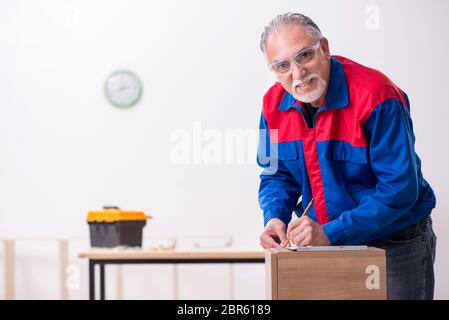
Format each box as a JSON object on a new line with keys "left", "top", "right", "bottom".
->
{"left": 286, "top": 216, "right": 331, "bottom": 246}
{"left": 259, "top": 218, "right": 287, "bottom": 249}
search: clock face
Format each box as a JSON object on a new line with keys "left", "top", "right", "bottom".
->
{"left": 104, "top": 70, "right": 142, "bottom": 108}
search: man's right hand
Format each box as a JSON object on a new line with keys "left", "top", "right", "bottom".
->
{"left": 259, "top": 218, "right": 288, "bottom": 249}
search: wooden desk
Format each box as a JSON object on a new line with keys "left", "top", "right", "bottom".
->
{"left": 78, "top": 248, "right": 265, "bottom": 300}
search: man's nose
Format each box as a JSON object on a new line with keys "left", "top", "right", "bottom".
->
{"left": 291, "top": 62, "right": 306, "bottom": 79}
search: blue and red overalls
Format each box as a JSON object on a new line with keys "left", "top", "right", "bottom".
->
{"left": 257, "top": 55, "right": 436, "bottom": 245}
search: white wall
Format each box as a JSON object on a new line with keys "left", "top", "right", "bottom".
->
{"left": 0, "top": 0, "right": 448, "bottom": 299}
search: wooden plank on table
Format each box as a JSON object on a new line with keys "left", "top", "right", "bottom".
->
{"left": 266, "top": 247, "right": 386, "bottom": 300}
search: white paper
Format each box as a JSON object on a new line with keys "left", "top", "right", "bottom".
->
{"left": 288, "top": 245, "right": 368, "bottom": 251}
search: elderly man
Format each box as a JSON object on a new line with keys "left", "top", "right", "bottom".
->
{"left": 257, "top": 13, "right": 437, "bottom": 299}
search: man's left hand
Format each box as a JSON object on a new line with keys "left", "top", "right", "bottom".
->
{"left": 286, "top": 216, "right": 331, "bottom": 246}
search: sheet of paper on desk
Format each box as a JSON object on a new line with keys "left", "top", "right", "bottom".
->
{"left": 288, "top": 245, "right": 368, "bottom": 251}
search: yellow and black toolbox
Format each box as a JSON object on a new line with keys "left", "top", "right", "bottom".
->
{"left": 87, "top": 207, "right": 150, "bottom": 248}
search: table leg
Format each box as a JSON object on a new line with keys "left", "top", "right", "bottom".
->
{"left": 100, "top": 264, "right": 105, "bottom": 300}
{"left": 89, "top": 260, "right": 95, "bottom": 300}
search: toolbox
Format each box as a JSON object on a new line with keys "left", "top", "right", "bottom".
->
{"left": 87, "top": 207, "right": 150, "bottom": 248}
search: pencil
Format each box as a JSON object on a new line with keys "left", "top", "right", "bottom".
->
{"left": 301, "top": 198, "right": 314, "bottom": 217}
{"left": 281, "top": 198, "right": 314, "bottom": 248}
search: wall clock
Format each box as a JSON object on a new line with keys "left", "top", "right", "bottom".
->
{"left": 104, "top": 70, "right": 142, "bottom": 108}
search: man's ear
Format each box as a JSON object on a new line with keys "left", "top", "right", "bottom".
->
{"left": 320, "top": 37, "right": 331, "bottom": 60}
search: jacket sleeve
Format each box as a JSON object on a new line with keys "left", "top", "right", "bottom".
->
{"left": 323, "top": 96, "right": 421, "bottom": 244}
{"left": 257, "top": 112, "right": 301, "bottom": 227}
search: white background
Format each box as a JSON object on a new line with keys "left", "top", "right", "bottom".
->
{"left": 0, "top": 0, "right": 448, "bottom": 299}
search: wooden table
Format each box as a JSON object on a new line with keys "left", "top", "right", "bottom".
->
{"left": 78, "top": 248, "right": 265, "bottom": 300}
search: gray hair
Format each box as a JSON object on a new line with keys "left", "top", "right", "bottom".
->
{"left": 260, "top": 12, "right": 322, "bottom": 53}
